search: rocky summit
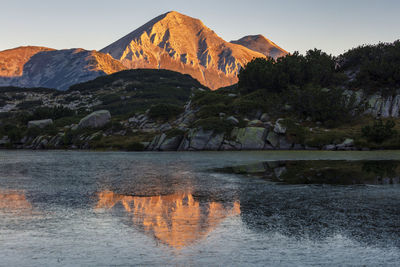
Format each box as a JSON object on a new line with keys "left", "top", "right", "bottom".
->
{"left": 101, "top": 11, "right": 281, "bottom": 90}
{"left": 231, "top": 35, "right": 288, "bottom": 59}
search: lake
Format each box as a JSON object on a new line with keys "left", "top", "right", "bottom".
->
{"left": 0, "top": 150, "right": 399, "bottom": 266}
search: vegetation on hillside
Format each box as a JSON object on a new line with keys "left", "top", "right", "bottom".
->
{"left": 338, "top": 40, "right": 400, "bottom": 94}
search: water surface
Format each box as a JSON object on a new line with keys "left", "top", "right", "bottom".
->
{"left": 0, "top": 151, "right": 399, "bottom": 266}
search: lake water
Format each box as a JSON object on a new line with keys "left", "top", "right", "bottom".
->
{"left": 0, "top": 150, "right": 399, "bottom": 266}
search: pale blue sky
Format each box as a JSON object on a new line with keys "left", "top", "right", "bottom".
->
{"left": 0, "top": 0, "right": 399, "bottom": 55}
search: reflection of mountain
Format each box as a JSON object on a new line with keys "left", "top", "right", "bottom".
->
{"left": 96, "top": 191, "right": 240, "bottom": 248}
{"left": 0, "top": 190, "right": 32, "bottom": 213}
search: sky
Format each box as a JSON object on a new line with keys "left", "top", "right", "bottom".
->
{"left": 0, "top": 0, "right": 399, "bottom": 55}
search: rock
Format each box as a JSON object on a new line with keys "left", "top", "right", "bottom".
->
{"left": 293, "top": 144, "right": 304, "bottom": 150}
{"left": 248, "top": 120, "right": 264, "bottom": 127}
{"left": 160, "top": 123, "right": 172, "bottom": 132}
{"left": 343, "top": 138, "right": 354, "bottom": 147}
{"left": 260, "top": 113, "right": 270, "bottom": 122}
{"left": 205, "top": 133, "right": 224, "bottom": 150}
{"left": 71, "top": 124, "right": 78, "bottom": 131}
{"left": 236, "top": 127, "right": 267, "bottom": 150}
{"left": 0, "top": 136, "right": 10, "bottom": 145}
{"left": 159, "top": 135, "right": 183, "bottom": 151}
{"left": 266, "top": 132, "right": 279, "bottom": 148}
{"left": 177, "top": 137, "right": 190, "bottom": 151}
{"left": 219, "top": 113, "right": 226, "bottom": 118}
{"left": 274, "top": 119, "right": 286, "bottom": 134}
{"left": 274, "top": 167, "right": 287, "bottom": 179}
{"left": 78, "top": 110, "right": 111, "bottom": 129}
{"left": 323, "top": 144, "right": 336, "bottom": 151}
{"left": 28, "top": 119, "right": 53, "bottom": 129}
{"left": 278, "top": 136, "right": 292, "bottom": 150}
{"left": 263, "top": 143, "right": 274, "bottom": 150}
{"left": 226, "top": 116, "right": 239, "bottom": 125}
{"left": 190, "top": 129, "right": 214, "bottom": 150}
{"left": 181, "top": 113, "right": 196, "bottom": 125}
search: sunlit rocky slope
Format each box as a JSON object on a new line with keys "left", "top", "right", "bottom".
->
{"left": 0, "top": 47, "right": 126, "bottom": 90}
{"left": 101, "top": 11, "right": 285, "bottom": 90}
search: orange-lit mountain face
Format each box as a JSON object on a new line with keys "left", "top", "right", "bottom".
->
{"left": 231, "top": 35, "right": 288, "bottom": 59}
{"left": 0, "top": 46, "right": 55, "bottom": 77}
{"left": 96, "top": 191, "right": 240, "bottom": 249}
{"left": 101, "top": 11, "right": 281, "bottom": 90}
{"left": 0, "top": 48, "right": 126, "bottom": 90}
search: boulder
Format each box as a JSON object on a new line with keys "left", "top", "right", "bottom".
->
{"left": 205, "top": 133, "right": 224, "bottom": 150}
{"left": 0, "top": 136, "right": 10, "bottom": 145}
{"left": 278, "top": 136, "right": 292, "bottom": 150}
{"left": 248, "top": 120, "right": 264, "bottom": 127}
{"left": 236, "top": 127, "right": 267, "bottom": 150}
{"left": 226, "top": 116, "right": 239, "bottom": 125}
{"left": 28, "top": 119, "right": 53, "bottom": 129}
{"left": 343, "top": 138, "right": 355, "bottom": 147}
{"left": 78, "top": 110, "right": 111, "bottom": 129}
{"left": 260, "top": 113, "right": 270, "bottom": 122}
{"left": 274, "top": 119, "right": 286, "bottom": 134}
{"left": 323, "top": 144, "right": 336, "bottom": 151}
{"left": 190, "top": 129, "right": 214, "bottom": 150}
{"left": 266, "top": 131, "right": 279, "bottom": 148}
{"left": 159, "top": 135, "right": 183, "bottom": 151}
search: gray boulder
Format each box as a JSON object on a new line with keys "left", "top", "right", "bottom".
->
{"left": 274, "top": 119, "right": 286, "bottom": 134}
{"left": 159, "top": 135, "right": 183, "bottom": 151}
{"left": 236, "top": 127, "right": 267, "bottom": 150}
{"left": 28, "top": 119, "right": 53, "bottom": 129}
{"left": 248, "top": 120, "right": 263, "bottom": 127}
{"left": 266, "top": 131, "right": 279, "bottom": 148}
{"left": 78, "top": 110, "right": 111, "bottom": 129}
{"left": 205, "top": 133, "right": 224, "bottom": 150}
{"left": 226, "top": 116, "right": 239, "bottom": 125}
{"left": 260, "top": 113, "right": 270, "bottom": 122}
{"left": 190, "top": 129, "right": 214, "bottom": 150}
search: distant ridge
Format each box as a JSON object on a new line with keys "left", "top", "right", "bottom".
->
{"left": 0, "top": 48, "right": 126, "bottom": 90}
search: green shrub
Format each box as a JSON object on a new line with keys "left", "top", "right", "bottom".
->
{"left": 290, "top": 85, "right": 364, "bottom": 127}
{"left": 148, "top": 103, "right": 183, "bottom": 121}
{"left": 126, "top": 142, "right": 145, "bottom": 151}
{"left": 166, "top": 129, "right": 185, "bottom": 138}
{"left": 362, "top": 119, "right": 396, "bottom": 143}
{"left": 194, "top": 117, "right": 233, "bottom": 134}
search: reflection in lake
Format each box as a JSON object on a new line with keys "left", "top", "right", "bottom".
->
{"left": 1, "top": 151, "right": 400, "bottom": 266}
{"left": 96, "top": 191, "right": 240, "bottom": 249}
{"left": 0, "top": 189, "right": 32, "bottom": 214}
{"left": 217, "top": 160, "right": 400, "bottom": 185}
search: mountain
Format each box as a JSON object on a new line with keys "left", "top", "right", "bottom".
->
{"left": 0, "top": 48, "right": 126, "bottom": 90}
{"left": 100, "top": 11, "right": 268, "bottom": 90}
{"left": 0, "top": 46, "right": 55, "bottom": 77}
{"left": 230, "top": 35, "right": 288, "bottom": 59}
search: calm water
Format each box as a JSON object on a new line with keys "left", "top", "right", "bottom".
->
{"left": 0, "top": 150, "right": 399, "bottom": 266}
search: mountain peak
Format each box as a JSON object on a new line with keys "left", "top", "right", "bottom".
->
{"left": 100, "top": 12, "right": 266, "bottom": 89}
{"left": 231, "top": 34, "right": 288, "bottom": 59}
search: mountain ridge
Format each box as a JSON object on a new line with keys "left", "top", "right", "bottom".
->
{"left": 0, "top": 11, "right": 287, "bottom": 91}
{"left": 100, "top": 11, "right": 273, "bottom": 90}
